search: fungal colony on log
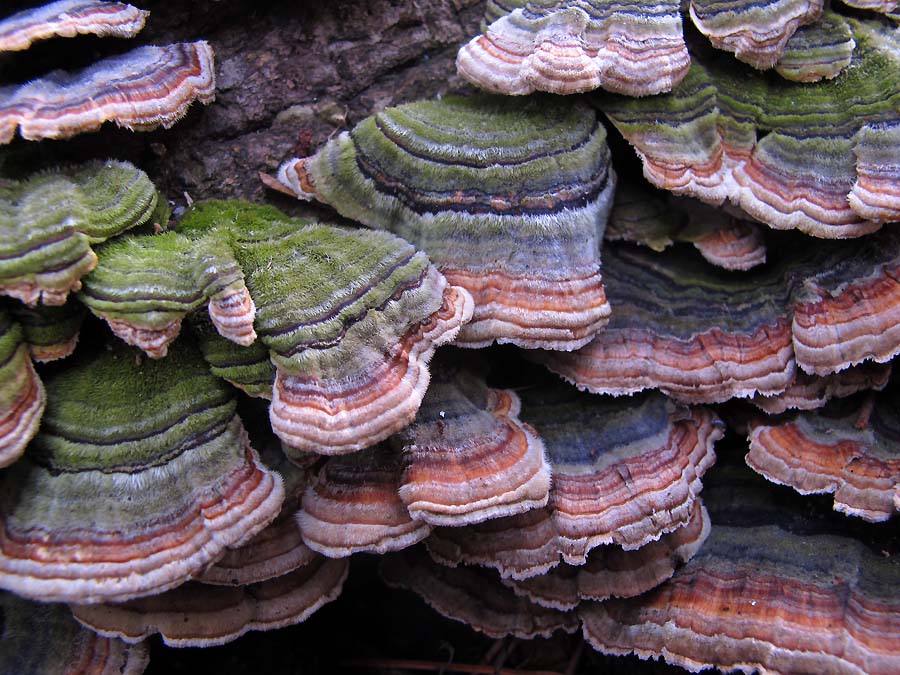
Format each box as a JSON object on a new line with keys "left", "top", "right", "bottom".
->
{"left": 0, "top": 1, "right": 899, "bottom": 674}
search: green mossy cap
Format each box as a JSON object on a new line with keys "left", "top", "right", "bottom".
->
{"left": 0, "top": 339, "right": 285, "bottom": 604}
{"left": 0, "top": 161, "right": 157, "bottom": 306}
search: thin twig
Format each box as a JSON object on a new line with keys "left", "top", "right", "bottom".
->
{"left": 481, "top": 638, "right": 507, "bottom": 665}
{"left": 564, "top": 639, "right": 584, "bottom": 675}
{"left": 341, "top": 657, "right": 565, "bottom": 675}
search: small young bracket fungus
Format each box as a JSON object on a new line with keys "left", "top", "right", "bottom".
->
{"left": 381, "top": 547, "right": 579, "bottom": 639}
{"left": 0, "top": 161, "right": 158, "bottom": 306}
{"left": 0, "top": 341, "right": 285, "bottom": 604}
{"left": 774, "top": 11, "right": 856, "bottom": 82}
{"left": 0, "top": 591, "right": 149, "bottom": 675}
{"left": 505, "top": 500, "right": 710, "bottom": 611}
{"left": 594, "top": 18, "right": 900, "bottom": 237}
{"left": 0, "top": 310, "right": 45, "bottom": 470}
{"left": 275, "top": 95, "right": 614, "bottom": 351}
{"left": 580, "top": 521, "right": 900, "bottom": 675}
{"left": 298, "top": 443, "right": 432, "bottom": 557}
{"left": 393, "top": 357, "right": 551, "bottom": 528}
{"left": 536, "top": 233, "right": 900, "bottom": 403}
{"left": 456, "top": 0, "right": 690, "bottom": 96}
{"left": 0, "top": 1, "right": 147, "bottom": 53}
{"left": 71, "top": 554, "right": 349, "bottom": 648}
{"left": 688, "top": 0, "right": 823, "bottom": 70}
{"left": 748, "top": 392, "right": 900, "bottom": 521}
{"left": 751, "top": 362, "right": 891, "bottom": 414}
{"left": 0, "top": 41, "right": 215, "bottom": 143}
{"left": 608, "top": 182, "right": 766, "bottom": 271}
{"left": 425, "top": 387, "right": 720, "bottom": 578}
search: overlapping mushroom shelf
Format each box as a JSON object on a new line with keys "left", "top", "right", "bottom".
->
{"left": 594, "top": 17, "right": 900, "bottom": 238}
{"left": 534, "top": 231, "right": 900, "bottom": 404}
{"left": 274, "top": 94, "right": 615, "bottom": 351}
{"left": 580, "top": 465, "right": 900, "bottom": 675}
{"left": 748, "top": 388, "right": 900, "bottom": 521}
{"left": 81, "top": 200, "right": 473, "bottom": 455}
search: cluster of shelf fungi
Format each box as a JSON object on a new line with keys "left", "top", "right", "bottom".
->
{"left": 0, "top": 1, "right": 899, "bottom": 674}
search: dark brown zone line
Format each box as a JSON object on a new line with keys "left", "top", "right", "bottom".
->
{"left": 354, "top": 148, "right": 611, "bottom": 217}
{"left": 0, "top": 227, "right": 88, "bottom": 262}
{"left": 32, "top": 401, "right": 235, "bottom": 474}
{"left": 262, "top": 254, "right": 428, "bottom": 354}
{"left": 371, "top": 115, "right": 601, "bottom": 169}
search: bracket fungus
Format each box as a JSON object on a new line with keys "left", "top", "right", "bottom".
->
{"left": 0, "top": 161, "right": 158, "bottom": 307}
{"left": 608, "top": 182, "right": 766, "bottom": 271}
{"left": 0, "top": 41, "right": 215, "bottom": 143}
{"left": 71, "top": 554, "right": 349, "bottom": 648}
{"left": 0, "top": 1, "right": 148, "bottom": 53}
{"left": 579, "top": 476, "right": 900, "bottom": 675}
{"left": 595, "top": 18, "right": 900, "bottom": 237}
{"left": 392, "top": 356, "right": 551, "bottom": 528}
{"left": 82, "top": 200, "right": 473, "bottom": 455}
{"left": 504, "top": 500, "right": 710, "bottom": 611}
{"left": 536, "top": 232, "right": 900, "bottom": 403}
{"left": 425, "top": 386, "right": 720, "bottom": 578}
{"left": 0, "top": 341, "right": 285, "bottom": 604}
{"left": 748, "top": 391, "right": 900, "bottom": 521}
{"left": 275, "top": 95, "right": 614, "bottom": 351}
{"left": 456, "top": 0, "right": 690, "bottom": 96}
{"left": 0, "top": 591, "right": 148, "bottom": 675}
{"left": 381, "top": 547, "right": 579, "bottom": 639}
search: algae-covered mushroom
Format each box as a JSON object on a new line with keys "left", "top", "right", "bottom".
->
{"left": 0, "top": 591, "right": 149, "bottom": 675}
{"left": 0, "top": 41, "right": 215, "bottom": 143}
{"left": 535, "top": 232, "right": 900, "bottom": 403}
{"left": 83, "top": 200, "right": 473, "bottom": 455}
{"left": 0, "top": 1, "right": 148, "bottom": 53}
{"left": 608, "top": 182, "right": 766, "bottom": 270}
{"left": 275, "top": 94, "right": 615, "bottom": 351}
{"left": 425, "top": 384, "right": 720, "bottom": 578}
{"left": 0, "top": 161, "right": 159, "bottom": 307}
{"left": 748, "top": 390, "right": 900, "bottom": 521}
{"left": 456, "top": 0, "right": 690, "bottom": 96}
{"left": 0, "top": 340, "right": 285, "bottom": 604}
{"left": 0, "top": 301, "right": 83, "bottom": 468}
{"left": 594, "top": 18, "right": 900, "bottom": 237}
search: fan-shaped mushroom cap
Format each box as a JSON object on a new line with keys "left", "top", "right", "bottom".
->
{"left": 842, "top": 0, "right": 898, "bottom": 12}
{"left": 0, "top": 1, "right": 148, "bottom": 52}
{"left": 9, "top": 300, "right": 84, "bottom": 363}
{"left": 689, "top": 0, "right": 823, "bottom": 69}
{"left": 537, "top": 232, "right": 900, "bottom": 402}
{"left": 81, "top": 231, "right": 255, "bottom": 358}
{"left": 748, "top": 392, "right": 900, "bottom": 521}
{"left": 298, "top": 443, "right": 431, "bottom": 557}
{"left": 381, "top": 548, "right": 578, "bottom": 639}
{"left": 84, "top": 200, "right": 472, "bottom": 455}
{"left": 0, "top": 341, "right": 284, "bottom": 604}
{"left": 71, "top": 554, "right": 348, "bottom": 648}
{"left": 580, "top": 520, "right": 900, "bottom": 675}
{"left": 198, "top": 445, "right": 312, "bottom": 586}
{"left": 457, "top": 0, "right": 689, "bottom": 96}
{"left": 505, "top": 500, "right": 710, "bottom": 610}
{"left": 751, "top": 362, "right": 891, "bottom": 414}
{"left": 595, "top": 18, "right": 900, "bottom": 237}
{"left": 425, "top": 388, "right": 720, "bottom": 578}
{"left": 0, "top": 310, "right": 45, "bottom": 469}
{"left": 0, "top": 592, "right": 148, "bottom": 675}
{"left": 393, "top": 357, "right": 551, "bottom": 527}
{"left": 0, "top": 161, "right": 158, "bottom": 306}
{"left": 0, "top": 41, "right": 214, "bottom": 143}
{"left": 190, "top": 313, "right": 274, "bottom": 399}
{"left": 275, "top": 95, "right": 614, "bottom": 351}
{"left": 608, "top": 182, "right": 766, "bottom": 270}
{"left": 774, "top": 11, "right": 856, "bottom": 82}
